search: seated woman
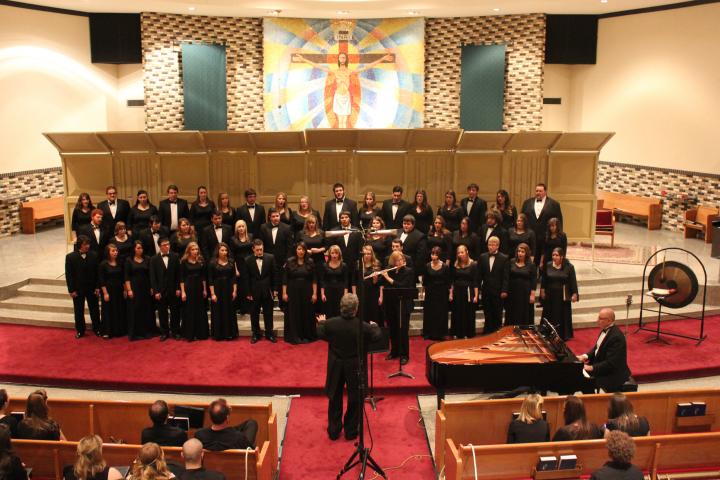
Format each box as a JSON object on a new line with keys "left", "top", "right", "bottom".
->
{"left": 0, "top": 389, "right": 18, "bottom": 437}
{"left": 507, "top": 394, "right": 550, "bottom": 444}
{"left": 0, "top": 424, "right": 27, "bottom": 480}
{"left": 604, "top": 393, "right": 650, "bottom": 437}
{"left": 129, "top": 443, "right": 174, "bottom": 480}
{"left": 552, "top": 395, "right": 603, "bottom": 441}
{"left": 16, "top": 390, "right": 65, "bottom": 441}
{"left": 63, "top": 435, "right": 124, "bottom": 480}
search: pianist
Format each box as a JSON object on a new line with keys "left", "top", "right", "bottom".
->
{"left": 578, "top": 308, "right": 631, "bottom": 393}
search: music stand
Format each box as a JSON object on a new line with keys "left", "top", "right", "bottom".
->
{"left": 366, "top": 329, "right": 389, "bottom": 409}
{"left": 383, "top": 287, "right": 418, "bottom": 379}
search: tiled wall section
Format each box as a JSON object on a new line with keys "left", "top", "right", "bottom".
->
{"left": 598, "top": 162, "right": 720, "bottom": 231}
{"left": 0, "top": 168, "right": 64, "bottom": 237}
{"left": 425, "top": 15, "right": 546, "bottom": 131}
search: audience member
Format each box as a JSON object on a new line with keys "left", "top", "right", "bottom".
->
{"left": 193, "top": 399, "right": 257, "bottom": 451}
{"left": 179, "top": 439, "right": 225, "bottom": 480}
{"left": 552, "top": 395, "right": 603, "bottom": 441}
{"left": 590, "top": 431, "right": 644, "bottom": 480}
{"left": 0, "top": 424, "right": 26, "bottom": 480}
{"left": 506, "top": 394, "right": 550, "bottom": 444}
{"left": 129, "top": 443, "right": 174, "bottom": 480}
{"left": 0, "top": 389, "right": 18, "bottom": 437}
{"left": 62, "top": 435, "right": 124, "bottom": 480}
{"left": 16, "top": 391, "right": 65, "bottom": 440}
{"left": 141, "top": 401, "right": 188, "bottom": 447}
{"left": 604, "top": 393, "right": 650, "bottom": 437}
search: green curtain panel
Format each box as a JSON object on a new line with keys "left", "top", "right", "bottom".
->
{"left": 181, "top": 43, "right": 227, "bottom": 131}
{"left": 460, "top": 44, "right": 506, "bottom": 131}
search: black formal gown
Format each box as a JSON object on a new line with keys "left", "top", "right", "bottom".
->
{"left": 358, "top": 207, "right": 381, "bottom": 230}
{"left": 423, "top": 262, "right": 451, "bottom": 340}
{"left": 71, "top": 207, "right": 92, "bottom": 235}
{"left": 180, "top": 261, "right": 210, "bottom": 340}
{"left": 111, "top": 236, "right": 134, "bottom": 265}
{"left": 505, "top": 261, "right": 537, "bottom": 326}
{"left": 321, "top": 262, "right": 348, "bottom": 318}
{"left": 427, "top": 233, "right": 453, "bottom": 263}
{"left": 451, "top": 263, "right": 478, "bottom": 338}
{"left": 189, "top": 201, "right": 215, "bottom": 234}
{"left": 291, "top": 210, "right": 321, "bottom": 234}
{"left": 99, "top": 260, "right": 126, "bottom": 337}
{"left": 209, "top": 259, "right": 238, "bottom": 340}
{"left": 451, "top": 232, "right": 480, "bottom": 262}
{"left": 367, "top": 236, "right": 389, "bottom": 266}
{"left": 283, "top": 259, "right": 317, "bottom": 343}
{"left": 508, "top": 229, "right": 536, "bottom": 258}
{"left": 359, "top": 265, "right": 383, "bottom": 326}
{"left": 409, "top": 205, "right": 434, "bottom": 234}
{"left": 438, "top": 206, "right": 464, "bottom": 232}
{"left": 542, "top": 233, "right": 568, "bottom": 267}
{"left": 170, "top": 233, "right": 195, "bottom": 256}
{"left": 492, "top": 205, "right": 517, "bottom": 230}
{"left": 220, "top": 208, "right": 236, "bottom": 228}
{"left": 541, "top": 261, "right": 578, "bottom": 340}
{"left": 278, "top": 209, "right": 293, "bottom": 226}
{"left": 125, "top": 256, "right": 153, "bottom": 339}
{"left": 229, "top": 235, "right": 253, "bottom": 313}
{"left": 383, "top": 266, "right": 415, "bottom": 359}
{"left": 128, "top": 205, "right": 158, "bottom": 234}
{"left": 296, "top": 232, "right": 326, "bottom": 268}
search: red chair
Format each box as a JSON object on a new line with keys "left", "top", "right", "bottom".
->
{"left": 595, "top": 208, "right": 615, "bottom": 247}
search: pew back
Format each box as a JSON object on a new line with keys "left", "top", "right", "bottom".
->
{"left": 596, "top": 190, "right": 662, "bottom": 230}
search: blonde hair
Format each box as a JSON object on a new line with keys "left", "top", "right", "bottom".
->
{"left": 274, "top": 192, "right": 290, "bottom": 220}
{"left": 454, "top": 245, "right": 474, "bottom": 269}
{"left": 234, "top": 219, "right": 249, "bottom": 240}
{"left": 302, "top": 214, "right": 320, "bottom": 235}
{"left": 327, "top": 244, "right": 343, "bottom": 264}
{"left": 388, "top": 250, "right": 405, "bottom": 267}
{"left": 518, "top": 394, "right": 544, "bottom": 424}
{"left": 130, "top": 443, "right": 170, "bottom": 480}
{"left": 362, "top": 245, "right": 381, "bottom": 270}
{"left": 181, "top": 241, "right": 204, "bottom": 265}
{"left": 74, "top": 435, "right": 107, "bottom": 480}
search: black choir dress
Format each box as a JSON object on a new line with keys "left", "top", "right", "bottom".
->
{"left": 508, "top": 229, "right": 537, "bottom": 258}
{"left": 71, "top": 208, "right": 92, "bottom": 235}
{"left": 128, "top": 205, "right": 158, "bottom": 234}
{"left": 541, "top": 261, "right": 579, "bottom": 340}
{"left": 291, "top": 210, "right": 321, "bottom": 234}
{"left": 297, "top": 232, "right": 326, "bottom": 268}
{"left": 283, "top": 259, "right": 317, "bottom": 343}
{"left": 409, "top": 205, "right": 434, "bottom": 234}
{"left": 438, "top": 206, "right": 464, "bottom": 232}
{"left": 505, "top": 261, "right": 537, "bottom": 326}
{"left": 451, "top": 263, "right": 478, "bottom": 338}
{"left": 358, "top": 207, "right": 381, "bottom": 229}
{"left": 124, "top": 256, "right": 153, "bottom": 339}
{"left": 427, "top": 233, "right": 453, "bottom": 263}
{"left": 229, "top": 234, "right": 253, "bottom": 313}
{"left": 220, "top": 208, "right": 236, "bottom": 228}
{"left": 451, "top": 232, "right": 480, "bottom": 262}
{"left": 170, "top": 233, "right": 195, "bottom": 256}
{"left": 423, "top": 262, "right": 451, "bottom": 340}
{"left": 367, "top": 237, "right": 389, "bottom": 265}
{"left": 189, "top": 201, "right": 215, "bottom": 234}
{"left": 209, "top": 259, "right": 238, "bottom": 340}
{"left": 321, "top": 262, "right": 349, "bottom": 318}
{"left": 493, "top": 205, "right": 517, "bottom": 230}
{"left": 542, "top": 233, "right": 568, "bottom": 267}
{"left": 111, "top": 236, "right": 134, "bottom": 265}
{"left": 99, "top": 260, "right": 126, "bottom": 337}
{"left": 278, "top": 209, "right": 293, "bottom": 226}
{"left": 359, "top": 265, "right": 383, "bottom": 326}
{"left": 180, "top": 260, "right": 210, "bottom": 341}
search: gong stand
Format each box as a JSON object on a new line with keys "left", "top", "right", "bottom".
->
{"left": 637, "top": 247, "right": 707, "bottom": 345}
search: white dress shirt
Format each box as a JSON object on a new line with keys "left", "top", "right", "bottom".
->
{"left": 271, "top": 225, "right": 278, "bottom": 243}
{"left": 466, "top": 199, "right": 474, "bottom": 215}
{"left": 335, "top": 200, "right": 344, "bottom": 221}
{"left": 109, "top": 202, "right": 117, "bottom": 218}
{"left": 170, "top": 203, "right": 178, "bottom": 231}
{"left": 248, "top": 205, "right": 256, "bottom": 221}
{"left": 534, "top": 197, "right": 546, "bottom": 219}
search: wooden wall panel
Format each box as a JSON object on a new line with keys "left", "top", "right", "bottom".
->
{"left": 407, "top": 153, "right": 455, "bottom": 208}
{"left": 64, "top": 155, "right": 114, "bottom": 198}
{"left": 558, "top": 198, "right": 594, "bottom": 239}
{"left": 454, "top": 153, "right": 504, "bottom": 204}
{"left": 255, "top": 153, "right": 307, "bottom": 205}
{"left": 307, "top": 152, "right": 352, "bottom": 206}
{"left": 114, "top": 154, "right": 161, "bottom": 204}
{"left": 507, "top": 151, "right": 547, "bottom": 209}
{"left": 548, "top": 152, "right": 599, "bottom": 242}
{"left": 209, "top": 152, "right": 254, "bottom": 205}
{"left": 158, "top": 154, "right": 209, "bottom": 202}
{"left": 354, "top": 153, "right": 407, "bottom": 201}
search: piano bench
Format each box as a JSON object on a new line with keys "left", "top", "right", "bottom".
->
{"left": 620, "top": 376, "right": 639, "bottom": 392}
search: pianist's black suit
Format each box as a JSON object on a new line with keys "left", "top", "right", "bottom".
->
{"left": 97, "top": 198, "right": 130, "bottom": 233}
{"left": 236, "top": 203, "right": 266, "bottom": 237}
{"left": 585, "top": 324, "right": 631, "bottom": 393}
{"left": 244, "top": 253, "right": 277, "bottom": 337}
{"left": 65, "top": 250, "right": 100, "bottom": 335}
{"left": 158, "top": 198, "right": 190, "bottom": 232}
{"left": 150, "top": 252, "right": 181, "bottom": 337}
{"left": 478, "top": 252, "right": 510, "bottom": 334}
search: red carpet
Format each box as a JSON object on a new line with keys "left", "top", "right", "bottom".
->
{"left": 567, "top": 316, "right": 720, "bottom": 382}
{"left": 280, "top": 394, "right": 435, "bottom": 479}
{"left": 0, "top": 324, "right": 435, "bottom": 394}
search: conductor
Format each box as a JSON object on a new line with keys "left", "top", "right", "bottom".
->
{"left": 577, "top": 308, "right": 632, "bottom": 393}
{"left": 317, "top": 293, "right": 382, "bottom": 441}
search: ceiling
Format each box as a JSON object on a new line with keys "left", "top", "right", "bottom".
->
{"left": 17, "top": 0, "right": 687, "bottom": 18}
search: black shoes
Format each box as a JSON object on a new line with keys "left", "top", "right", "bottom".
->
{"left": 328, "top": 430, "right": 341, "bottom": 441}
{"left": 75, "top": 332, "right": 84, "bottom": 339}
{"left": 251, "top": 334, "right": 261, "bottom": 344}
{"left": 385, "top": 354, "right": 398, "bottom": 360}
{"left": 345, "top": 431, "right": 358, "bottom": 441}
{"left": 400, "top": 357, "right": 409, "bottom": 366}
{"left": 159, "top": 334, "right": 168, "bottom": 342}
{"left": 266, "top": 333, "right": 277, "bottom": 343}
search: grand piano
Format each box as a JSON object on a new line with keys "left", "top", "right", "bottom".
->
{"left": 426, "top": 320, "right": 586, "bottom": 408}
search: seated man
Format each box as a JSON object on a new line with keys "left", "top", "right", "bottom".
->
{"left": 141, "top": 400, "right": 187, "bottom": 447}
{"left": 590, "top": 431, "right": 643, "bottom": 480}
{"left": 194, "top": 399, "right": 257, "bottom": 451}
{"left": 179, "top": 438, "right": 225, "bottom": 480}
{"left": 578, "top": 308, "right": 631, "bottom": 393}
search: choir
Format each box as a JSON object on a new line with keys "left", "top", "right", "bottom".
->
{"left": 65, "top": 181, "right": 577, "bottom": 357}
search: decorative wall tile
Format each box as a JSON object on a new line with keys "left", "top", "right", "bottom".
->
{"left": 0, "top": 168, "right": 64, "bottom": 237}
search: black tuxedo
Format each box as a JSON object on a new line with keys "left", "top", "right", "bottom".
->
{"left": 97, "top": 198, "right": 130, "bottom": 232}
{"left": 397, "top": 228, "right": 427, "bottom": 276}
{"left": 150, "top": 252, "right": 181, "bottom": 336}
{"left": 520, "top": 196, "right": 563, "bottom": 261}
{"left": 478, "top": 252, "right": 509, "bottom": 333}
{"left": 158, "top": 198, "right": 190, "bottom": 232}
{"left": 236, "top": 203, "right": 266, "bottom": 236}
{"left": 331, "top": 227, "right": 363, "bottom": 286}
{"left": 323, "top": 198, "right": 359, "bottom": 230}
{"left": 244, "top": 253, "right": 277, "bottom": 335}
{"left": 259, "top": 222, "right": 293, "bottom": 270}
{"left": 477, "top": 224, "right": 510, "bottom": 256}
{"left": 381, "top": 199, "right": 410, "bottom": 230}
{"left": 201, "top": 224, "right": 233, "bottom": 260}
{"left": 317, "top": 315, "right": 382, "bottom": 439}
{"left": 141, "top": 423, "right": 187, "bottom": 447}
{"left": 460, "top": 196, "right": 487, "bottom": 233}
{"left": 139, "top": 226, "right": 170, "bottom": 257}
{"left": 77, "top": 223, "right": 110, "bottom": 257}
{"left": 65, "top": 250, "right": 100, "bottom": 335}
{"left": 585, "top": 324, "right": 631, "bottom": 393}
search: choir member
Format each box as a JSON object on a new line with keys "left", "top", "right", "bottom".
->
{"left": 508, "top": 213, "right": 536, "bottom": 260}
{"left": 386, "top": 238, "right": 413, "bottom": 270}
{"left": 397, "top": 214, "right": 427, "bottom": 278}
{"left": 541, "top": 217, "right": 568, "bottom": 271}
{"left": 427, "top": 215, "right": 453, "bottom": 264}
{"left": 99, "top": 243, "right": 126, "bottom": 338}
{"left": 408, "top": 189, "right": 434, "bottom": 234}
{"left": 230, "top": 219, "right": 253, "bottom": 314}
{"left": 478, "top": 236, "right": 509, "bottom": 334}
{"left": 478, "top": 209, "right": 509, "bottom": 256}
{"left": 521, "top": 183, "right": 563, "bottom": 264}
{"left": 98, "top": 186, "right": 130, "bottom": 234}
{"left": 381, "top": 251, "right": 415, "bottom": 364}
{"left": 332, "top": 211, "right": 362, "bottom": 289}
{"left": 189, "top": 186, "right": 216, "bottom": 234}
{"left": 460, "top": 183, "right": 488, "bottom": 233}
{"left": 366, "top": 216, "right": 390, "bottom": 263}
{"left": 291, "top": 195, "right": 321, "bottom": 234}
{"left": 77, "top": 209, "right": 108, "bottom": 256}
{"left": 423, "top": 246, "right": 451, "bottom": 340}
{"left": 540, "top": 247, "right": 578, "bottom": 340}
{"left": 273, "top": 192, "right": 293, "bottom": 226}
{"left": 451, "top": 217, "right": 480, "bottom": 263}
{"left": 124, "top": 240, "right": 153, "bottom": 341}
{"left": 282, "top": 242, "right": 317, "bottom": 344}
{"left": 111, "top": 221, "right": 133, "bottom": 265}
{"left": 236, "top": 188, "right": 265, "bottom": 237}
{"left": 127, "top": 190, "right": 158, "bottom": 236}
{"left": 179, "top": 242, "right": 209, "bottom": 342}
{"left": 259, "top": 208, "right": 293, "bottom": 284}
{"left": 381, "top": 185, "right": 409, "bottom": 230}
{"left": 65, "top": 236, "right": 100, "bottom": 339}
{"left": 437, "top": 190, "right": 463, "bottom": 232}
{"left": 244, "top": 239, "right": 277, "bottom": 343}
{"left": 208, "top": 242, "right": 238, "bottom": 341}
{"left": 358, "top": 191, "right": 381, "bottom": 230}
{"left": 217, "top": 192, "right": 236, "bottom": 228}
{"left": 158, "top": 184, "right": 189, "bottom": 232}
{"left": 150, "top": 237, "right": 181, "bottom": 341}
{"left": 139, "top": 215, "right": 169, "bottom": 258}
{"left": 491, "top": 189, "right": 517, "bottom": 230}
{"left": 71, "top": 192, "right": 94, "bottom": 242}
{"left": 296, "top": 214, "right": 326, "bottom": 271}
{"left": 170, "top": 218, "right": 196, "bottom": 256}
{"left": 323, "top": 183, "right": 358, "bottom": 230}
{"left": 359, "top": 245, "right": 383, "bottom": 326}
{"left": 505, "top": 243, "right": 536, "bottom": 327}
{"left": 201, "top": 211, "right": 232, "bottom": 261}
{"left": 450, "top": 245, "right": 478, "bottom": 339}
{"left": 320, "top": 245, "right": 349, "bottom": 318}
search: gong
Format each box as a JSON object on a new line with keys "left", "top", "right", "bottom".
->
{"left": 647, "top": 260, "right": 699, "bottom": 309}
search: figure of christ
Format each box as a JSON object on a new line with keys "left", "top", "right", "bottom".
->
{"left": 292, "top": 51, "right": 394, "bottom": 128}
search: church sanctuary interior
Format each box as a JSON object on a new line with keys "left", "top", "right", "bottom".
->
{"left": 2, "top": 0, "right": 720, "bottom": 479}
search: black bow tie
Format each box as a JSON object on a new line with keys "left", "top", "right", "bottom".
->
{"left": 215, "top": 226, "right": 222, "bottom": 230}
{"left": 256, "top": 256, "right": 263, "bottom": 260}
{"left": 161, "top": 254, "right": 168, "bottom": 258}
{"left": 93, "top": 225, "right": 99, "bottom": 230}
{"left": 489, "top": 253, "right": 497, "bottom": 257}
{"left": 336, "top": 200, "right": 344, "bottom": 204}
{"left": 536, "top": 199, "right": 543, "bottom": 203}
{"left": 393, "top": 202, "right": 400, "bottom": 205}
{"left": 108, "top": 201, "right": 115, "bottom": 206}
{"left": 248, "top": 205, "right": 255, "bottom": 209}
{"left": 169, "top": 200, "right": 176, "bottom": 204}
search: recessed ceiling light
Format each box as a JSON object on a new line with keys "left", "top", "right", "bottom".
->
{"left": 268, "top": 9, "right": 281, "bottom": 16}
{"left": 188, "top": 6, "right": 195, "bottom": 11}
{"left": 600, "top": 0, "right": 608, "bottom": 3}
{"left": 493, "top": 7, "right": 500, "bottom": 12}
{"left": 337, "top": 10, "right": 349, "bottom": 15}
{"left": 408, "top": 10, "right": 420, "bottom": 16}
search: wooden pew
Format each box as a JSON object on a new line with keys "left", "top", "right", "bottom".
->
{"left": 12, "top": 439, "right": 272, "bottom": 480}
{"left": 434, "top": 388, "right": 720, "bottom": 475}
{"left": 19, "top": 196, "right": 64, "bottom": 234}
{"left": 684, "top": 205, "right": 719, "bottom": 243}
{"left": 444, "top": 432, "right": 720, "bottom": 480}
{"left": 597, "top": 190, "right": 662, "bottom": 230}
